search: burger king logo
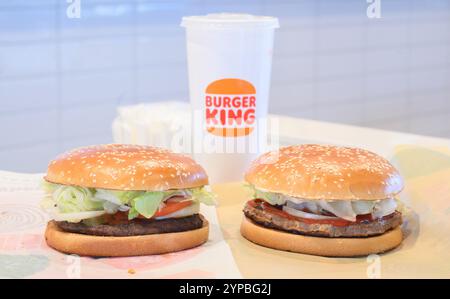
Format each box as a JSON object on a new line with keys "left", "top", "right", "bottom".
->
{"left": 205, "top": 78, "right": 256, "bottom": 137}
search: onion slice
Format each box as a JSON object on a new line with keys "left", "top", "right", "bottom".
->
{"left": 319, "top": 200, "right": 356, "bottom": 222}
{"left": 282, "top": 205, "right": 339, "bottom": 220}
{"left": 372, "top": 198, "right": 397, "bottom": 219}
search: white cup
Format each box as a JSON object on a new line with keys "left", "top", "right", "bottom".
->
{"left": 181, "top": 13, "right": 279, "bottom": 183}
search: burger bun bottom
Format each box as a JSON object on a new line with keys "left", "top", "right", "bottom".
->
{"left": 45, "top": 216, "right": 209, "bottom": 257}
{"left": 240, "top": 216, "right": 402, "bottom": 257}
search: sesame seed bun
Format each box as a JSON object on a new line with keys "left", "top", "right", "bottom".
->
{"left": 45, "top": 144, "right": 208, "bottom": 191}
{"left": 240, "top": 216, "right": 403, "bottom": 257}
{"left": 245, "top": 144, "right": 404, "bottom": 201}
{"left": 45, "top": 217, "right": 209, "bottom": 257}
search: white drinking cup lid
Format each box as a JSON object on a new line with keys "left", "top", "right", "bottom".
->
{"left": 181, "top": 13, "right": 279, "bottom": 29}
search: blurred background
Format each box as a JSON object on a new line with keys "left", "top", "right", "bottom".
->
{"left": 0, "top": 0, "right": 449, "bottom": 172}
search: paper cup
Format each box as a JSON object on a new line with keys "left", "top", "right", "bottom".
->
{"left": 181, "top": 13, "right": 279, "bottom": 183}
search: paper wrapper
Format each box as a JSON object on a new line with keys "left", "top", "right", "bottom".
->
{"left": 212, "top": 145, "right": 450, "bottom": 278}
{"left": 0, "top": 171, "right": 241, "bottom": 279}
{"left": 0, "top": 144, "right": 449, "bottom": 278}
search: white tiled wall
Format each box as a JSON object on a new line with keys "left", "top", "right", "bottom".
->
{"left": 0, "top": 0, "right": 450, "bottom": 172}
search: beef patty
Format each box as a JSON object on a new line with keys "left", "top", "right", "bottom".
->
{"left": 243, "top": 201, "right": 402, "bottom": 238}
{"left": 55, "top": 214, "right": 203, "bottom": 236}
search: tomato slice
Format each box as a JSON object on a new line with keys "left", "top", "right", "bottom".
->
{"left": 153, "top": 200, "right": 193, "bottom": 217}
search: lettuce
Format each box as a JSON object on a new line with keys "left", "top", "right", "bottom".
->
{"left": 126, "top": 187, "right": 216, "bottom": 220}
{"left": 111, "top": 190, "right": 144, "bottom": 205}
{"left": 246, "top": 184, "right": 286, "bottom": 206}
{"left": 131, "top": 192, "right": 165, "bottom": 219}
{"left": 190, "top": 187, "right": 217, "bottom": 206}
{"left": 52, "top": 185, "right": 103, "bottom": 213}
{"left": 127, "top": 207, "right": 139, "bottom": 220}
{"left": 41, "top": 180, "right": 59, "bottom": 193}
{"left": 42, "top": 181, "right": 217, "bottom": 221}
{"left": 93, "top": 188, "right": 210, "bottom": 220}
{"left": 95, "top": 189, "right": 144, "bottom": 206}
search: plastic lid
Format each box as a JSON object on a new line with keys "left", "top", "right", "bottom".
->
{"left": 181, "top": 13, "right": 279, "bottom": 29}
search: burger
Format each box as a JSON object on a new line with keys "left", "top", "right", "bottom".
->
{"left": 241, "top": 144, "right": 404, "bottom": 257}
{"left": 41, "top": 144, "right": 215, "bottom": 257}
